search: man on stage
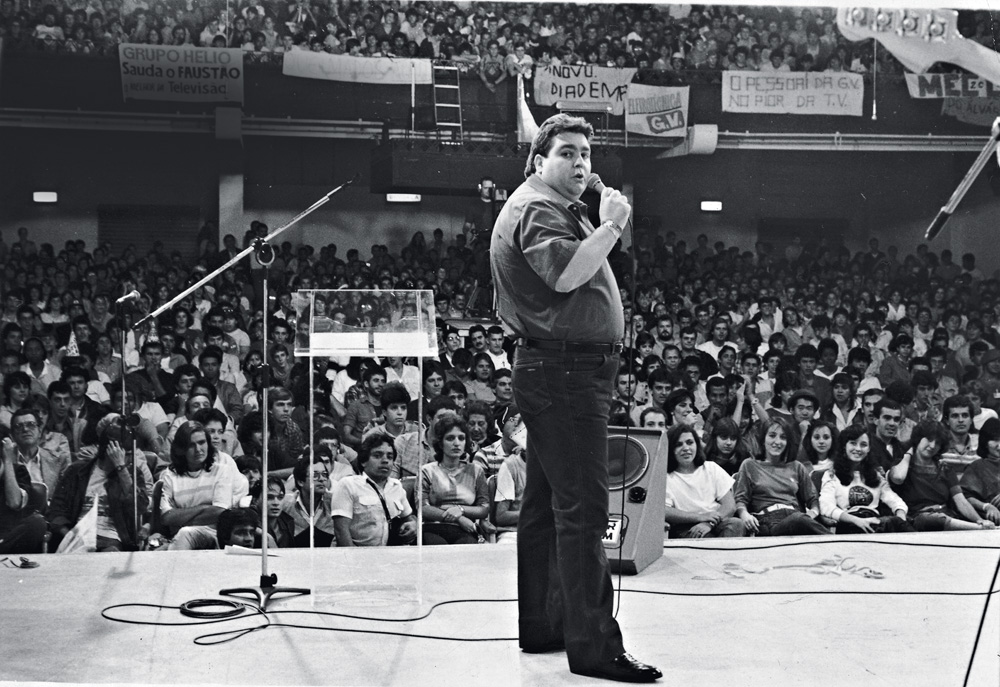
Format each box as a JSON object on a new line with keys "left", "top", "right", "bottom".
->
{"left": 490, "top": 113, "right": 661, "bottom": 683}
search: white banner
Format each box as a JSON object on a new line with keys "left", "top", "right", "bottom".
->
{"left": 533, "top": 65, "right": 636, "bottom": 116}
{"left": 625, "top": 83, "right": 689, "bottom": 137}
{"left": 282, "top": 51, "right": 432, "bottom": 85}
{"left": 722, "top": 70, "right": 863, "bottom": 116}
{"left": 905, "top": 73, "right": 1000, "bottom": 98}
{"left": 119, "top": 45, "right": 244, "bottom": 102}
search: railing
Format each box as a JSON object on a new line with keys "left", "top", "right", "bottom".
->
{"left": 0, "top": 51, "right": 989, "bottom": 139}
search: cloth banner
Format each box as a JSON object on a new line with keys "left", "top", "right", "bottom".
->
{"left": 905, "top": 73, "right": 1000, "bottom": 98}
{"left": 722, "top": 70, "right": 863, "bottom": 116}
{"left": 56, "top": 502, "right": 97, "bottom": 553}
{"left": 119, "top": 45, "right": 244, "bottom": 103}
{"left": 533, "top": 65, "right": 636, "bottom": 115}
{"left": 941, "top": 97, "right": 1000, "bottom": 126}
{"left": 625, "top": 83, "right": 689, "bottom": 137}
{"left": 282, "top": 51, "right": 432, "bottom": 85}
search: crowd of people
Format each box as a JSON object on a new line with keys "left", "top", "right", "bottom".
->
{"left": 0, "top": 211, "right": 999, "bottom": 555}
{"left": 4, "top": 1, "right": 997, "bottom": 79}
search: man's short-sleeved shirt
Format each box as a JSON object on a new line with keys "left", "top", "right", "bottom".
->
{"left": 330, "top": 475, "right": 412, "bottom": 546}
{"left": 490, "top": 174, "right": 624, "bottom": 342}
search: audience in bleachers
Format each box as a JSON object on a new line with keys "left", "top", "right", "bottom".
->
{"left": 6, "top": 1, "right": 998, "bottom": 81}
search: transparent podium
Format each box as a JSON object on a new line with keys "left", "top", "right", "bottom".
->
{"left": 293, "top": 289, "right": 438, "bottom": 547}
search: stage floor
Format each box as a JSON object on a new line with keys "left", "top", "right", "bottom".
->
{"left": 3, "top": 531, "right": 999, "bottom": 687}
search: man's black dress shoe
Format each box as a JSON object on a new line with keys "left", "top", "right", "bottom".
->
{"left": 520, "top": 638, "right": 566, "bottom": 654}
{"left": 572, "top": 652, "right": 662, "bottom": 683}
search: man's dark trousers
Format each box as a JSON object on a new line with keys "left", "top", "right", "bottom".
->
{"left": 512, "top": 347, "right": 625, "bottom": 672}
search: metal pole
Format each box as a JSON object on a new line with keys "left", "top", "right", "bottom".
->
{"left": 260, "top": 275, "right": 269, "bottom": 579}
{"left": 135, "top": 177, "right": 358, "bottom": 329}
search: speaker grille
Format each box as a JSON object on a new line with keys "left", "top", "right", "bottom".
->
{"left": 608, "top": 435, "right": 650, "bottom": 491}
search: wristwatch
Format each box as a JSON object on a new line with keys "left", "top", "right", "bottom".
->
{"left": 600, "top": 219, "right": 623, "bottom": 240}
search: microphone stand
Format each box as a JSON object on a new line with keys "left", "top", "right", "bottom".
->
{"left": 116, "top": 288, "right": 140, "bottom": 546}
{"left": 925, "top": 118, "right": 1000, "bottom": 241}
{"left": 132, "top": 177, "right": 357, "bottom": 609}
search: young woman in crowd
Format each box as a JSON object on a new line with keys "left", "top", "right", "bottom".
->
{"left": 734, "top": 417, "right": 830, "bottom": 536}
{"left": 819, "top": 425, "right": 912, "bottom": 534}
{"left": 664, "top": 424, "right": 745, "bottom": 538}
{"left": 420, "top": 413, "right": 489, "bottom": 545}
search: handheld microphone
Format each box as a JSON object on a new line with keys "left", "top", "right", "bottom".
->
{"left": 116, "top": 290, "right": 141, "bottom": 305}
{"left": 586, "top": 173, "right": 606, "bottom": 194}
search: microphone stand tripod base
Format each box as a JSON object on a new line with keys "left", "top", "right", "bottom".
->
{"left": 220, "top": 574, "right": 310, "bottom": 611}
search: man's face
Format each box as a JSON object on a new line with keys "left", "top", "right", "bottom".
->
{"left": 876, "top": 408, "right": 901, "bottom": 439}
{"left": 50, "top": 392, "right": 71, "bottom": 419}
{"left": 24, "top": 339, "right": 44, "bottom": 365}
{"left": 798, "top": 356, "right": 817, "bottom": 375}
{"left": 143, "top": 346, "right": 163, "bottom": 369}
{"left": 299, "top": 462, "right": 329, "bottom": 497}
{"left": 862, "top": 394, "right": 883, "bottom": 424}
{"left": 272, "top": 398, "right": 294, "bottom": 423}
{"left": 362, "top": 442, "right": 396, "bottom": 482}
{"left": 820, "top": 348, "right": 838, "bottom": 369}
{"left": 469, "top": 330, "right": 486, "bottom": 351}
{"left": 656, "top": 319, "right": 673, "bottom": 341}
{"left": 200, "top": 357, "right": 221, "bottom": 380}
{"left": 66, "top": 376, "right": 87, "bottom": 400}
{"left": 642, "top": 412, "right": 667, "bottom": 429}
{"left": 535, "top": 132, "right": 591, "bottom": 202}
{"left": 488, "top": 332, "right": 504, "bottom": 355}
{"left": 712, "top": 322, "right": 727, "bottom": 343}
{"left": 467, "top": 413, "right": 489, "bottom": 444}
{"left": 947, "top": 405, "right": 972, "bottom": 435}
{"left": 228, "top": 523, "right": 256, "bottom": 548}
{"left": 663, "top": 349, "right": 681, "bottom": 369}
{"left": 365, "top": 373, "right": 386, "bottom": 398}
{"left": 742, "top": 358, "right": 760, "bottom": 377}
{"left": 272, "top": 327, "right": 289, "bottom": 344}
{"left": 616, "top": 374, "right": 635, "bottom": 399}
{"left": 494, "top": 375, "right": 513, "bottom": 402}
{"left": 708, "top": 385, "right": 728, "bottom": 411}
{"left": 11, "top": 413, "right": 40, "bottom": 449}
{"left": 792, "top": 399, "right": 815, "bottom": 423}
{"left": 683, "top": 364, "right": 701, "bottom": 386}
{"left": 385, "top": 402, "right": 407, "bottom": 428}
{"left": 680, "top": 332, "right": 696, "bottom": 350}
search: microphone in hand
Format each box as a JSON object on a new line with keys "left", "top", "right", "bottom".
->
{"left": 589, "top": 173, "right": 631, "bottom": 230}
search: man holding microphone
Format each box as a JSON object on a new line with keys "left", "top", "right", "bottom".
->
{"left": 491, "top": 114, "right": 661, "bottom": 683}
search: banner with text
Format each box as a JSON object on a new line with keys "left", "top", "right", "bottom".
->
{"left": 722, "top": 70, "right": 864, "bottom": 116}
{"left": 941, "top": 97, "right": 1000, "bottom": 126}
{"left": 282, "top": 51, "right": 432, "bottom": 84}
{"left": 905, "top": 73, "right": 1000, "bottom": 99}
{"left": 625, "top": 83, "right": 689, "bottom": 137}
{"left": 534, "top": 65, "right": 637, "bottom": 116}
{"left": 119, "top": 45, "right": 244, "bottom": 102}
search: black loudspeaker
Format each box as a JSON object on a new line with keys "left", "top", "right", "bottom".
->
{"left": 604, "top": 427, "right": 668, "bottom": 575}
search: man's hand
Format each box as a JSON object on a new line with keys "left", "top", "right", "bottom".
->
{"left": 397, "top": 519, "right": 417, "bottom": 539}
{"left": 107, "top": 441, "right": 127, "bottom": 469}
{"left": 1, "top": 437, "right": 16, "bottom": 467}
{"left": 687, "top": 522, "right": 713, "bottom": 538}
{"left": 599, "top": 187, "right": 631, "bottom": 230}
{"left": 984, "top": 503, "right": 1000, "bottom": 525}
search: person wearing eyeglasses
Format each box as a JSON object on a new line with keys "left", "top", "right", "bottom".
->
{"left": 282, "top": 453, "right": 338, "bottom": 547}
{"left": 10, "top": 407, "right": 69, "bottom": 497}
{"left": 331, "top": 434, "right": 416, "bottom": 547}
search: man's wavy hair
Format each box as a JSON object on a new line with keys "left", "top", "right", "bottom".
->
{"left": 523, "top": 113, "right": 595, "bottom": 179}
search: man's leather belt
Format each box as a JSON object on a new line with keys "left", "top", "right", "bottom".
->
{"left": 521, "top": 339, "right": 624, "bottom": 354}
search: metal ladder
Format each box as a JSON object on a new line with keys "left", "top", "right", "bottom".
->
{"left": 432, "top": 64, "right": 463, "bottom": 136}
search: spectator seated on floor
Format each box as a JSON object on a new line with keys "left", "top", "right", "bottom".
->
{"left": 961, "top": 417, "right": 1000, "bottom": 526}
{"left": 664, "top": 423, "right": 745, "bottom": 538}
{"left": 281, "top": 452, "right": 338, "bottom": 547}
{"left": 47, "top": 414, "right": 150, "bottom": 552}
{"left": 888, "top": 420, "right": 995, "bottom": 531}
{"left": 331, "top": 433, "right": 416, "bottom": 547}
{"left": 159, "top": 420, "right": 245, "bottom": 550}
{"left": 420, "top": 412, "right": 489, "bottom": 545}
{"left": 0, "top": 436, "right": 47, "bottom": 555}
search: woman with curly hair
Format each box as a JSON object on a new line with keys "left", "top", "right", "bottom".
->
{"left": 819, "top": 424, "right": 911, "bottom": 534}
{"left": 419, "top": 413, "right": 489, "bottom": 545}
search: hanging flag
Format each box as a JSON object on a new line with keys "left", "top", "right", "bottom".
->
{"left": 516, "top": 74, "right": 539, "bottom": 145}
{"left": 837, "top": 8, "right": 1000, "bottom": 86}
